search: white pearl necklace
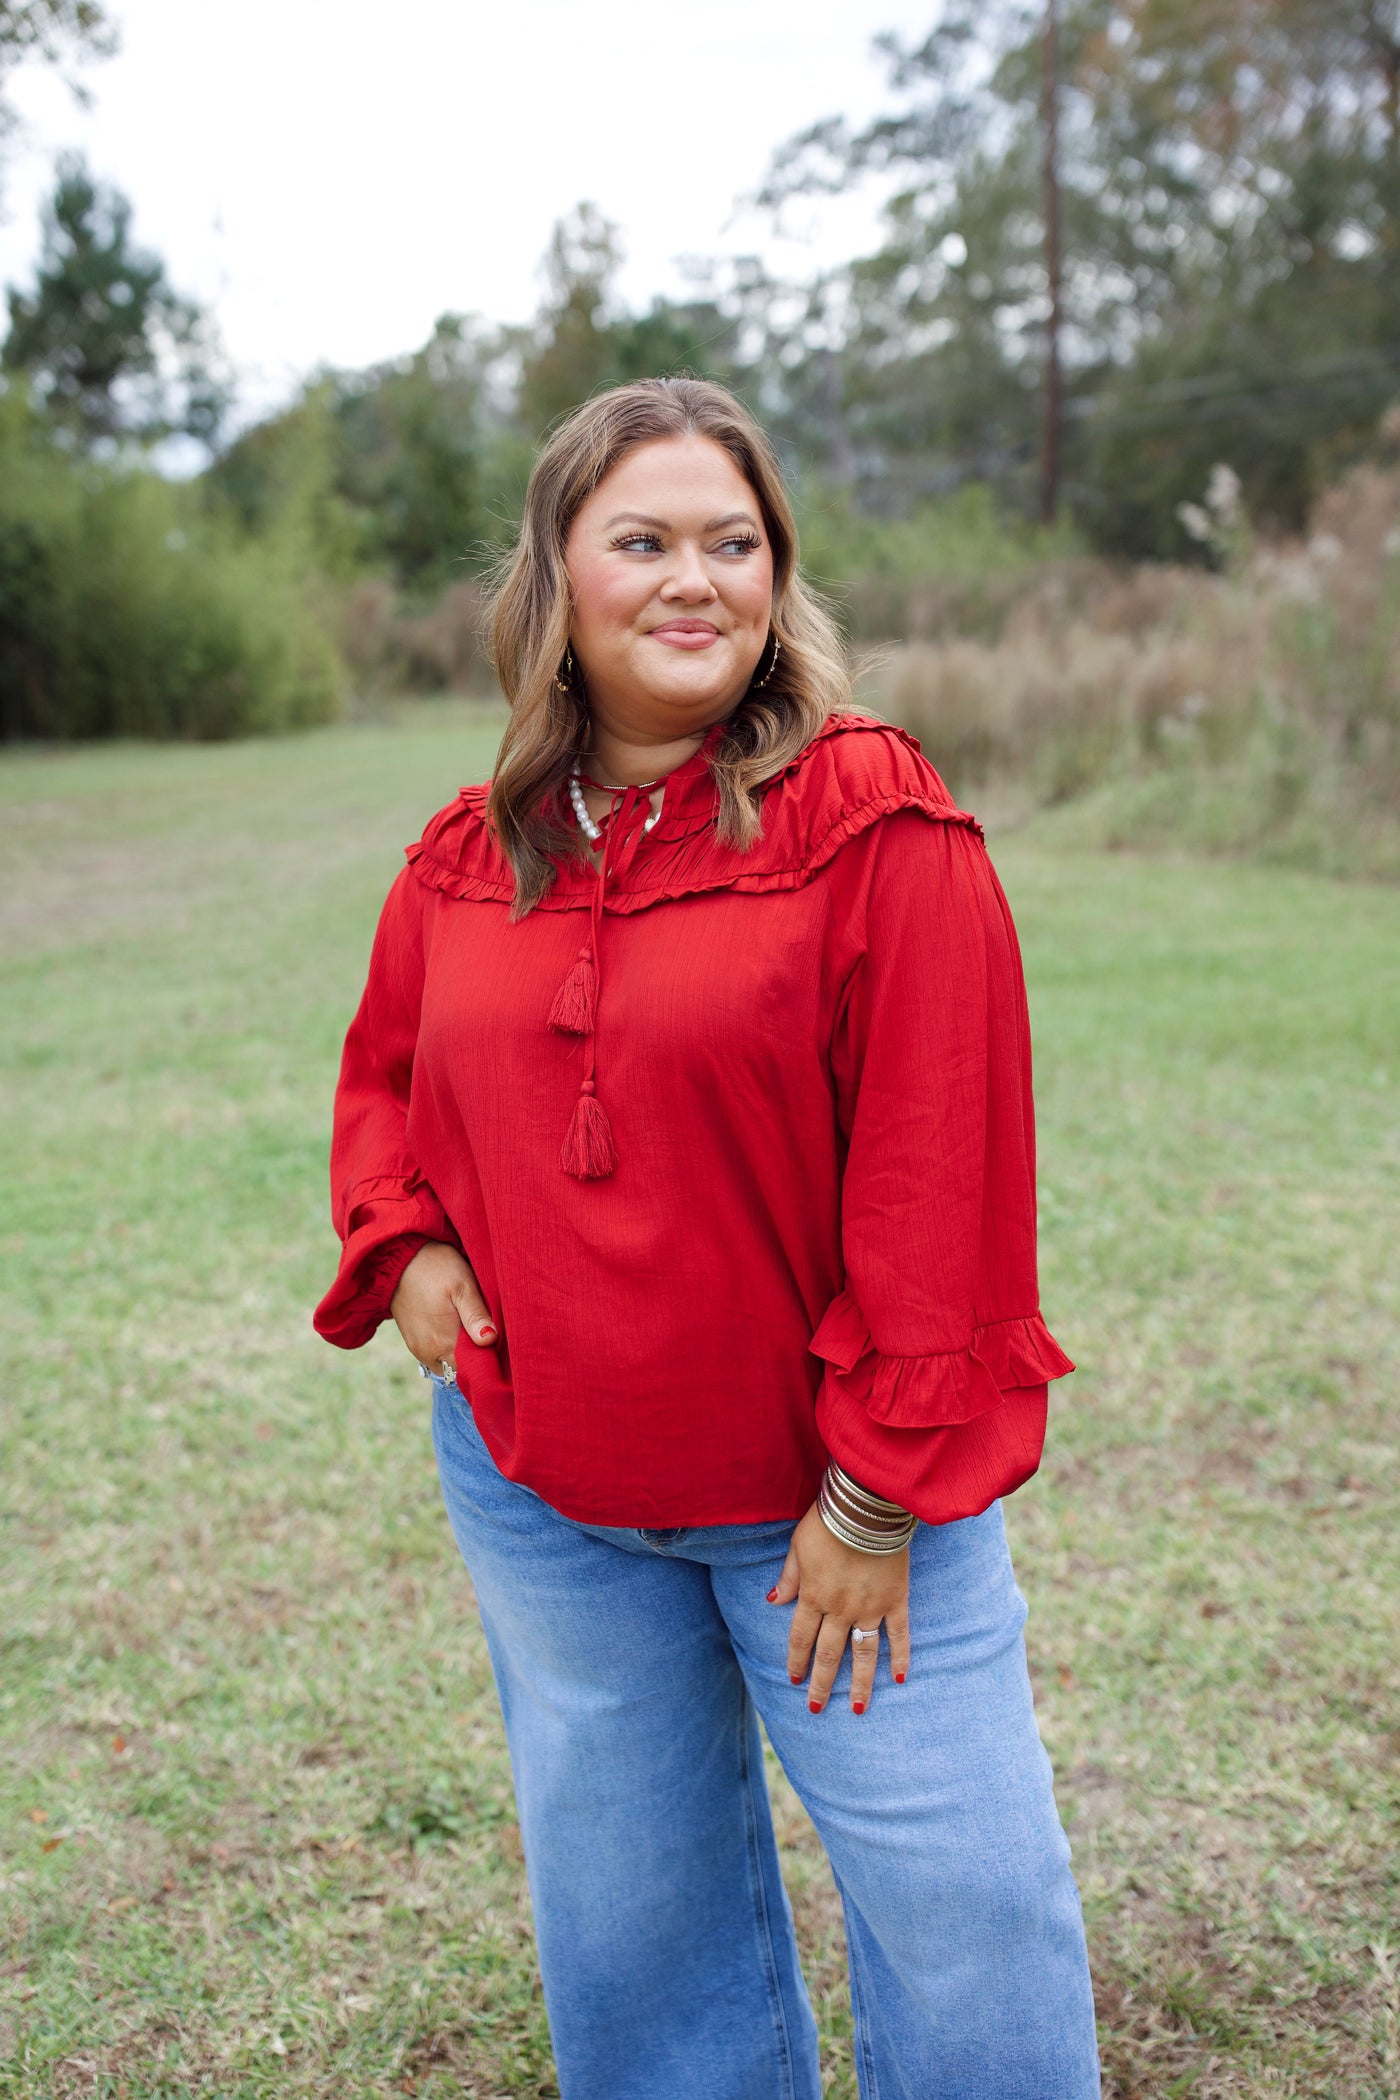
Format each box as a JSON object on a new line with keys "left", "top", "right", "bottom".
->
{"left": 569, "top": 766, "right": 661, "bottom": 844}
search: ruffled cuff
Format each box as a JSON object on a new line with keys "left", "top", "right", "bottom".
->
{"left": 810, "top": 1288, "right": 1074, "bottom": 1427}
{"left": 313, "top": 1176, "right": 461, "bottom": 1349}
{"left": 815, "top": 1382, "right": 1050, "bottom": 1527}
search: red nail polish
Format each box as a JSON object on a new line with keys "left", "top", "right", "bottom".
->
{"left": 790, "top": 1674, "right": 803, "bottom": 1685}
{"left": 808, "top": 1700, "right": 822, "bottom": 1714}
{"left": 894, "top": 1672, "right": 906, "bottom": 1684}
{"left": 766, "top": 1587, "right": 779, "bottom": 1602}
{"left": 479, "top": 1325, "right": 497, "bottom": 1343}
{"left": 852, "top": 1701, "right": 866, "bottom": 1715}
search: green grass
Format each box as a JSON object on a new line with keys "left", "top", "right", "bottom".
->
{"left": 1, "top": 703, "right": 1397, "bottom": 2098}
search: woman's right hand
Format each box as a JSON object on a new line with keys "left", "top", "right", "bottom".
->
{"left": 390, "top": 1242, "right": 497, "bottom": 1371}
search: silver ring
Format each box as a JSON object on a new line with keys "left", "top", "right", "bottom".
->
{"left": 851, "top": 1626, "right": 881, "bottom": 1645}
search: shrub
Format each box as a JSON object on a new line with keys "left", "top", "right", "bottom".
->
{"left": 0, "top": 392, "right": 340, "bottom": 740}
{"left": 795, "top": 480, "right": 1083, "bottom": 642}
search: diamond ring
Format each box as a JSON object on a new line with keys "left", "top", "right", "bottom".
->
{"left": 851, "top": 1627, "right": 881, "bottom": 1644}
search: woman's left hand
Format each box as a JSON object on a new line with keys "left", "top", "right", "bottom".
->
{"left": 770, "top": 1502, "right": 910, "bottom": 1716}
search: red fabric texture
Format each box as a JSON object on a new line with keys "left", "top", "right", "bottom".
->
{"left": 314, "top": 713, "right": 1073, "bottom": 1527}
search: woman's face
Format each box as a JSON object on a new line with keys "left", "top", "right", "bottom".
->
{"left": 564, "top": 434, "right": 775, "bottom": 743}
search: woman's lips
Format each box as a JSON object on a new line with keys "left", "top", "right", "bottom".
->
{"left": 648, "top": 621, "right": 721, "bottom": 650}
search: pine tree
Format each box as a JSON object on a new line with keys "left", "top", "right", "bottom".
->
{"left": 3, "top": 155, "right": 228, "bottom": 448}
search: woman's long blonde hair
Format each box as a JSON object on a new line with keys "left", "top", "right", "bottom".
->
{"left": 484, "top": 376, "right": 850, "bottom": 912}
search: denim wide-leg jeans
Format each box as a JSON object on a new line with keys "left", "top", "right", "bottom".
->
{"left": 431, "top": 1378, "right": 1100, "bottom": 2100}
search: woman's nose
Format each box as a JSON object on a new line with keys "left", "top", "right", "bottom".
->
{"left": 659, "top": 546, "right": 718, "bottom": 602}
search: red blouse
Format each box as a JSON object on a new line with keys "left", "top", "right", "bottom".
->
{"left": 314, "top": 713, "right": 1073, "bottom": 1527}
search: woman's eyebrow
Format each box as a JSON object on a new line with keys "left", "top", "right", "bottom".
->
{"left": 600, "top": 510, "right": 761, "bottom": 533}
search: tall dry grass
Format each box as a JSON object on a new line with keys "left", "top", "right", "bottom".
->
{"left": 864, "top": 465, "right": 1400, "bottom": 878}
{"left": 337, "top": 576, "right": 491, "bottom": 698}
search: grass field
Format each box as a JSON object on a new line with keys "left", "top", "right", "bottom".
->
{"left": 1, "top": 703, "right": 1397, "bottom": 2099}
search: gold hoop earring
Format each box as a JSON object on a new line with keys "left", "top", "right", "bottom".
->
{"left": 554, "top": 644, "right": 576, "bottom": 695}
{"left": 751, "top": 634, "right": 781, "bottom": 689}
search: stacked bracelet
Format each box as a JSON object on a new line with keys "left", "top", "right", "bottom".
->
{"left": 817, "top": 1461, "right": 918, "bottom": 1555}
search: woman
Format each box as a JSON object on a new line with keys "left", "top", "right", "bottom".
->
{"left": 315, "top": 378, "right": 1100, "bottom": 2098}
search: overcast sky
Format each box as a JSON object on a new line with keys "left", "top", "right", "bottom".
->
{"left": 0, "top": 0, "right": 934, "bottom": 416}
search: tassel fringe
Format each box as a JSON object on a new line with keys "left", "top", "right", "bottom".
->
{"left": 548, "top": 947, "right": 597, "bottom": 1035}
{"left": 560, "top": 1083, "right": 616, "bottom": 1179}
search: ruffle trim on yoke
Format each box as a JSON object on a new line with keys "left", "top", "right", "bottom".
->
{"left": 402, "top": 713, "right": 986, "bottom": 915}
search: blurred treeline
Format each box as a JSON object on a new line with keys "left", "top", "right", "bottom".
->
{"left": 1, "top": 0, "right": 1398, "bottom": 871}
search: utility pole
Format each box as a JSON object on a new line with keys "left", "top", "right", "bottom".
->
{"left": 1040, "top": 0, "right": 1064, "bottom": 525}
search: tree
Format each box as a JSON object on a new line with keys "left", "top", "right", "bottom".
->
{"left": 3, "top": 154, "right": 229, "bottom": 448}
{"left": 0, "top": 3, "right": 115, "bottom": 184}
{"left": 516, "top": 203, "right": 743, "bottom": 438}
{"left": 1039, "top": 0, "right": 1063, "bottom": 523}
{"left": 210, "top": 316, "right": 509, "bottom": 588}
{"left": 0, "top": 1, "right": 112, "bottom": 68}
{"left": 762, "top": 1, "right": 1400, "bottom": 548}
{"left": 1072, "top": 0, "right": 1400, "bottom": 544}
{"left": 331, "top": 314, "right": 498, "bottom": 584}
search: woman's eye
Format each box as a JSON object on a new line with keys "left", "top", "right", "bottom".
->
{"left": 610, "top": 531, "right": 761, "bottom": 557}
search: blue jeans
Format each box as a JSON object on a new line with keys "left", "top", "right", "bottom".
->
{"left": 431, "top": 1379, "right": 1100, "bottom": 2100}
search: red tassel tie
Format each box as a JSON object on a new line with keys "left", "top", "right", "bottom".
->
{"left": 560, "top": 1078, "right": 616, "bottom": 1179}
{"left": 548, "top": 945, "right": 597, "bottom": 1035}
{"left": 553, "top": 776, "right": 657, "bottom": 1181}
